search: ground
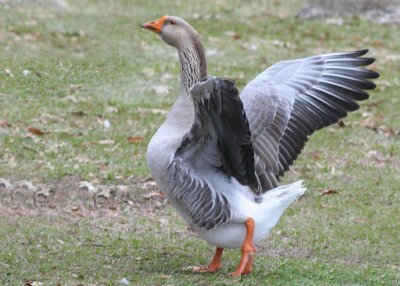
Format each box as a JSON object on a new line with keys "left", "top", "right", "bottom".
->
{"left": 0, "top": 0, "right": 399, "bottom": 285}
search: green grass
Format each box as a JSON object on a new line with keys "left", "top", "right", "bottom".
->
{"left": 1, "top": 0, "right": 399, "bottom": 285}
{"left": 1, "top": 213, "right": 399, "bottom": 285}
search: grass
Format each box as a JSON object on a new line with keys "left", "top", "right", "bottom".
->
{"left": 0, "top": 0, "right": 399, "bottom": 285}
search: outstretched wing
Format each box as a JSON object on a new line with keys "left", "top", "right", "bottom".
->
{"left": 241, "top": 49, "right": 379, "bottom": 193}
{"left": 175, "top": 76, "right": 259, "bottom": 192}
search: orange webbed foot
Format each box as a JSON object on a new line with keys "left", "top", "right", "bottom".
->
{"left": 187, "top": 247, "right": 223, "bottom": 273}
{"left": 230, "top": 218, "right": 256, "bottom": 277}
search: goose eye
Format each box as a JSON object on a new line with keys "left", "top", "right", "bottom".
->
{"left": 170, "top": 20, "right": 176, "bottom": 25}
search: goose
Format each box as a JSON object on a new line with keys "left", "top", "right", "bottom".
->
{"left": 141, "top": 16, "right": 379, "bottom": 276}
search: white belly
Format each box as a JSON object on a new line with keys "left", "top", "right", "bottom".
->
{"left": 192, "top": 181, "right": 305, "bottom": 249}
{"left": 195, "top": 189, "right": 279, "bottom": 248}
{"left": 194, "top": 215, "right": 277, "bottom": 249}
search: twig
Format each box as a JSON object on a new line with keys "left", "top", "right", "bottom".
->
{"left": 22, "top": 144, "right": 39, "bottom": 153}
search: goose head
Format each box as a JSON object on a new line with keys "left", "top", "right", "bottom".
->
{"left": 141, "top": 15, "right": 201, "bottom": 49}
{"left": 142, "top": 15, "right": 207, "bottom": 93}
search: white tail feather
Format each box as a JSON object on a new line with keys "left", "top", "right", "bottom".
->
{"left": 263, "top": 180, "right": 306, "bottom": 209}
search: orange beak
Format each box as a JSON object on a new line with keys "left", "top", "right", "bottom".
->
{"left": 141, "top": 16, "right": 168, "bottom": 34}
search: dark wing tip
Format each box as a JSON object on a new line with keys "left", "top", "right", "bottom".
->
{"left": 367, "top": 69, "right": 380, "bottom": 79}
{"left": 355, "top": 49, "right": 380, "bottom": 79}
{"left": 351, "top": 49, "right": 369, "bottom": 57}
{"left": 362, "top": 57, "right": 376, "bottom": 66}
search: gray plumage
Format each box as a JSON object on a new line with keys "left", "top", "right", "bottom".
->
{"left": 171, "top": 77, "right": 256, "bottom": 229}
{"left": 145, "top": 16, "right": 379, "bottom": 232}
{"left": 241, "top": 49, "right": 379, "bottom": 192}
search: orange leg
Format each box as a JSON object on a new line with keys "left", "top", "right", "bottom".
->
{"left": 230, "top": 218, "right": 256, "bottom": 277}
{"left": 241, "top": 255, "right": 253, "bottom": 275}
{"left": 192, "top": 247, "right": 224, "bottom": 273}
{"left": 208, "top": 247, "right": 224, "bottom": 271}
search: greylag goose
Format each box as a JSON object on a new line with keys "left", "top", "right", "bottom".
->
{"left": 141, "top": 16, "right": 379, "bottom": 276}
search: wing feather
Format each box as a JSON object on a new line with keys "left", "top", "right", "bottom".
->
{"left": 175, "top": 76, "right": 259, "bottom": 192}
{"left": 241, "top": 49, "right": 379, "bottom": 192}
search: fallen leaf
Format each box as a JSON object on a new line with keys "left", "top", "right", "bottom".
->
{"left": 365, "top": 99, "right": 385, "bottom": 108}
{"left": 160, "top": 275, "right": 172, "bottom": 279}
{"left": 60, "top": 95, "right": 78, "bottom": 102}
{"left": 116, "top": 185, "right": 129, "bottom": 192}
{"left": 152, "top": 85, "right": 171, "bottom": 95}
{"left": 35, "top": 71, "right": 43, "bottom": 78}
{"left": 337, "top": 120, "right": 347, "bottom": 128}
{"left": 232, "top": 33, "right": 241, "bottom": 40}
{"left": 371, "top": 39, "right": 384, "bottom": 47}
{"left": 321, "top": 188, "right": 338, "bottom": 196}
{"left": 322, "top": 204, "right": 334, "bottom": 208}
{"left": 352, "top": 217, "right": 368, "bottom": 224}
{"left": 105, "top": 106, "right": 118, "bottom": 113}
{"left": 82, "top": 141, "right": 96, "bottom": 147}
{"left": 28, "top": 127, "right": 49, "bottom": 136}
{"left": 78, "top": 181, "right": 96, "bottom": 194}
{"left": 98, "top": 139, "right": 114, "bottom": 145}
{"left": 225, "top": 30, "right": 236, "bottom": 37}
{"left": 19, "top": 180, "right": 37, "bottom": 192}
{"left": 98, "top": 163, "right": 108, "bottom": 171}
{"left": 206, "top": 48, "right": 220, "bottom": 56}
{"left": 158, "top": 218, "right": 169, "bottom": 225}
{"left": 5, "top": 68, "right": 14, "bottom": 77}
{"left": 182, "top": 266, "right": 208, "bottom": 272}
{"left": 109, "top": 143, "right": 120, "bottom": 152}
{"left": 142, "top": 191, "right": 163, "bottom": 199}
{"left": 142, "top": 67, "right": 155, "bottom": 77}
{"left": 39, "top": 113, "right": 63, "bottom": 123}
{"left": 97, "top": 187, "right": 113, "bottom": 199}
{"left": 378, "top": 125, "right": 399, "bottom": 137}
{"left": 137, "top": 107, "right": 168, "bottom": 115}
{"left": 161, "top": 72, "right": 174, "bottom": 80}
{"left": 127, "top": 136, "right": 143, "bottom": 143}
{"left": 0, "top": 178, "right": 12, "bottom": 189}
{"left": 0, "top": 119, "right": 11, "bottom": 127}
{"left": 141, "top": 180, "right": 157, "bottom": 190}
{"left": 75, "top": 156, "right": 91, "bottom": 163}
{"left": 69, "top": 84, "right": 82, "bottom": 91}
{"left": 25, "top": 281, "right": 44, "bottom": 286}
{"left": 71, "top": 110, "right": 86, "bottom": 116}
{"left": 36, "top": 188, "right": 50, "bottom": 198}
{"left": 7, "top": 155, "right": 17, "bottom": 168}
{"left": 271, "top": 39, "right": 285, "bottom": 47}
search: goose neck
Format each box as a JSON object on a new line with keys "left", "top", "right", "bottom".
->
{"left": 178, "top": 40, "right": 207, "bottom": 94}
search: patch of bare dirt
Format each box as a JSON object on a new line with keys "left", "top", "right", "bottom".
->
{"left": 261, "top": 242, "right": 315, "bottom": 260}
{"left": 0, "top": 176, "right": 167, "bottom": 220}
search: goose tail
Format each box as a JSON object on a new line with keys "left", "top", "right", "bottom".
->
{"left": 262, "top": 180, "right": 306, "bottom": 210}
